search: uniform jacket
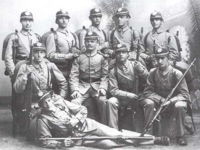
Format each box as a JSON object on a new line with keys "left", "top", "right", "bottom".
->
{"left": 14, "top": 59, "right": 68, "bottom": 100}
{"left": 109, "top": 26, "right": 140, "bottom": 51}
{"left": 40, "top": 94, "right": 87, "bottom": 134}
{"left": 45, "top": 28, "right": 79, "bottom": 77}
{"left": 69, "top": 50, "right": 108, "bottom": 94}
{"left": 109, "top": 60, "right": 148, "bottom": 99}
{"left": 4, "top": 30, "right": 40, "bottom": 75}
{"left": 144, "top": 28, "right": 180, "bottom": 61}
{"left": 143, "top": 65, "right": 190, "bottom": 104}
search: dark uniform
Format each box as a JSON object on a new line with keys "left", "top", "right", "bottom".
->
{"left": 140, "top": 47, "right": 190, "bottom": 145}
{"left": 107, "top": 44, "right": 148, "bottom": 130}
{"left": 13, "top": 42, "right": 68, "bottom": 136}
{"left": 78, "top": 8, "right": 109, "bottom": 52}
{"left": 69, "top": 31, "right": 108, "bottom": 124}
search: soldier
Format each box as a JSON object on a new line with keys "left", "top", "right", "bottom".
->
{"left": 2, "top": 11, "right": 40, "bottom": 136}
{"left": 36, "top": 91, "right": 170, "bottom": 149}
{"left": 3, "top": 11, "right": 40, "bottom": 78}
{"left": 140, "top": 47, "right": 190, "bottom": 145}
{"left": 110, "top": 7, "right": 145, "bottom": 64}
{"left": 69, "top": 31, "right": 108, "bottom": 124}
{"left": 143, "top": 11, "right": 180, "bottom": 70}
{"left": 13, "top": 42, "right": 68, "bottom": 136}
{"left": 78, "top": 8, "right": 109, "bottom": 52}
{"left": 106, "top": 44, "right": 148, "bottom": 131}
{"left": 44, "top": 10, "right": 79, "bottom": 96}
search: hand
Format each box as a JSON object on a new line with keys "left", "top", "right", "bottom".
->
{"left": 97, "top": 89, "right": 106, "bottom": 97}
{"left": 63, "top": 138, "right": 74, "bottom": 147}
{"left": 127, "top": 93, "right": 138, "bottom": 100}
{"left": 69, "top": 118, "right": 79, "bottom": 127}
{"left": 27, "top": 72, "right": 37, "bottom": 81}
{"left": 71, "top": 91, "right": 81, "bottom": 99}
{"left": 162, "top": 100, "right": 171, "bottom": 107}
{"left": 65, "top": 53, "right": 74, "bottom": 60}
{"left": 26, "top": 65, "right": 35, "bottom": 73}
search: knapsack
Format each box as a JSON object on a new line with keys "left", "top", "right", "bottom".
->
{"left": 2, "top": 30, "right": 19, "bottom": 61}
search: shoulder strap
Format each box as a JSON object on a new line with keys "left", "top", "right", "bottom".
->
{"left": 71, "top": 32, "right": 78, "bottom": 47}
{"left": 102, "top": 30, "right": 107, "bottom": 41}
{"left": 110, "top": 29, "right": 116, "bottom": 48}
{"left": 114, "top": 64, "right": 119, "bottom": 86}
{"left": 45, "top": 61, "right": 53, "bottom": 90}
{"left": 144, "top": 31, "right": 151, "bottom": 51}
{"left": 34, "top": 33, "right": 41, "bottom": 41}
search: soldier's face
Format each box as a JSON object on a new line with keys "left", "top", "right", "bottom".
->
{"left": 85, "top": 39, "right": 98, "bottom": 51}
{"left": 116, "top": 51, "right": 129, "bottom": 63}
{"left": 115, "top": 15, "right": 129, "bottom": 27}
{"left": 57, "top": 16, "right": 69, "bottom": 28}
{"left": 151, "top": 18, "right": 162, "bottom": 29}
{"left": 156, "top": 56, "right": 169, "bottom": 70}
{"left": 21, "top": 19, "right": 33, "bottom": 31}
{"left": 33, "top": 51, "right": 46, "bottom": 63}
{"left": 90, "top": 16, "right": 102, "bottom": 26}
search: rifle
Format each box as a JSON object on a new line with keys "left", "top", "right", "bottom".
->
{"left": 135, "top": 58, "right": 196, "bottom": 146}
{"left": 134, "top": 40, "right": 140, "bottom": 94}
{"left": 24, "top": 38, "right": 33, "bottom": 137}
{"left": 39, "top": 135, "right": 170, "bottom": 145}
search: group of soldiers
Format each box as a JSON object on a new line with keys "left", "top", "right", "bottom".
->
{"left": 2, "top": 6, "right": 194, "bottom": 148}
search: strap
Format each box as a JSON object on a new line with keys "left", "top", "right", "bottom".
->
{"left": 144, "top": 31, "right": 151, "bottom": 51}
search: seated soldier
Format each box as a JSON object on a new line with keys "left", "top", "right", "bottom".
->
{"left": 35, "top": 91, "right": 170, "bottom": 149}
{"left": 106, "top": 44, "right": 148, "bottom": 131}
{"left": 13, "top": 42, "right": 68, "bottom": 136}
{"left": 140, "top": 47, "right": 190, "bottom": 145}
{"left": 69, "top": 31, "right": 108, "bottom": 124}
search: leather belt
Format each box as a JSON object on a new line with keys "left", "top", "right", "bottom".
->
{"left": 81, "top": 78, "right": 101, "bottom": 83}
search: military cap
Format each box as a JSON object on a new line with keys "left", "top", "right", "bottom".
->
{"left": 89, "top": 8, "right": 102, "bottom": 17}
{"left": 38, "top": 91, "right": 53, "bottom": 106}
{"left": 20, "top": 11, "right": 33, "bottom": 21}
{"left": 32, "top": 42, "right": 46, "bottom": 52}
{"left": 150, "top": 11, "right": 163, "bottom": 21}
{"left": 154, "top": 47, "right": 169, "bottom": 57}
{"left": 85, "top": 30, "right": 99, "bottom": 40}
{"left": 56, "top": 10, "right": 70, "bottom": 19}
{"left": 114, "top": 7, "right": 131, "bottom": 18}
{"left": 115, "top": 44, "right": 128, "bottom": 52}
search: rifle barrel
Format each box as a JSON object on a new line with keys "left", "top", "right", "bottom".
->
{"left": 39, "top": 136, "right": 154, "bottom": 141}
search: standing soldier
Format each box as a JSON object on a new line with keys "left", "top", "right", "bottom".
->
{"left": 69, "top": 31, "right": 108, "bottom": 124}
{"left": 140, "top": 47, "right": 190, "bottom": 145}
{"left": 143, "top": 11, "right": 180, "bottom": 70}
{"left": 109, "top": 7, "right": 145, "bottom": 64}
{"left": 44, "top": 10, "right": 79, "bottom": 97}
{"left": 13, "top": 42, "right": 68, "bottom": 137}
{"left": 3, "top": 11, "right": 40, "bottom": 78}
{"left": 2, "top": 11, "right": 40, "bottom": 136}
{"left": 78, "top": 8, "right": 109, "bottom": 52}
{"left": 106, "top": 44, "right": 148, "bottom": 131}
